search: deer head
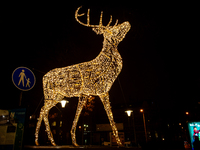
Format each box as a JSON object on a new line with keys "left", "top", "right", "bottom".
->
{"left": 75, "top": 6, "right": 131, "bottom": 45}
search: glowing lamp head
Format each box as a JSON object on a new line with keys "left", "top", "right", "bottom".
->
{"left": 60, "top": 100, "right": 69, "bottom": 108}
{"left": 125, "top": 110, "right": 133, "bottom": 117}
{"left": 140, "top": 109, "right": 144, "bottom": 113}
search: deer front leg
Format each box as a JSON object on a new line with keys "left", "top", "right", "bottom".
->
{"left": 71, "top": 95, "right": 88, "bottom": 146}
{"left": 43, "top": 100, "right": 58, "bottom": 146}
{"left": 99, "top": 93, "right": 122, "bottom": 146}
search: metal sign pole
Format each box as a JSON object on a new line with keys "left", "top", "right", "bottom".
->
{"left": 19, "top": 91, "right": 23, "bottom": 106}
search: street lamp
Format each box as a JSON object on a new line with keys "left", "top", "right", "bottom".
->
{"left": 60, "top": 100, "right": 69, "bottom": 108}
{"left": 125, "top": 110, "right": 133, "bottom": 117}
{"left": 125, "top": 109, "right": 137, "bottom": 144}
{"left": 140, "top": 109, "right": 147, "bottom": 142}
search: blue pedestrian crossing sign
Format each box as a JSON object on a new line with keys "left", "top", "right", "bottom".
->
{"left": 12, "top": 67, "right": 36, "bottom": 91}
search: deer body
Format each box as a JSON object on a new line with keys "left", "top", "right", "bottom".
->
{"left": 35, "top": 6, "right": 130, "bottom": 146}
{"left": 43, "top": 42, "right": 122, "bottom": 98}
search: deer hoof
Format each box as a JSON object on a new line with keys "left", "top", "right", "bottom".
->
{"left": 117, "top": 141, "right": 124, "bottom": 147}
{"left": 35, "top": 141, "right": 39, "bottom": 146}
{"left": 51, "top": 142, "right": 57, "bottom": 146}
{"left": 73, "top": 142, "right": 79, "bottom": 147}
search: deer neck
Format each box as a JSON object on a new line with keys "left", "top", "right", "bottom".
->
{"left": 101, "top": 39, "right": 122, "bottom": 62}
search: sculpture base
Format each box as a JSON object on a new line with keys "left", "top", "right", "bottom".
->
{"left": 24, "top": 145, "right": 141, "bottom": 150}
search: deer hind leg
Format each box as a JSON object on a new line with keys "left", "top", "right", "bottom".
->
{"left": 35, "top": 106, "right": 45, "bottom": 145}
{"left": 71, "top": 95, "right": 88, "bottom": 147}
{"left": 99, "top": 93, "right": 122, "bottom": 146}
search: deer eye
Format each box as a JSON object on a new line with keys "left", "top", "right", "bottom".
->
{"left": 112, "top": 30, "right": 119, "bottom": 36}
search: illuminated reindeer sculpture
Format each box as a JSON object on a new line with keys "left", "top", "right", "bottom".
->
{"left": 35, "top": 6, "right": 131, "bottom": 146}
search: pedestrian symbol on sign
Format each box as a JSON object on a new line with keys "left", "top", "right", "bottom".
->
{"left": 26, "top": 78, "right": 31, "bottom": 87}
{"left": 12, "top": 67, "right": 36, "bottom": 91}
{"left": 18, "top": 70, "right": 26, "bottom": 87}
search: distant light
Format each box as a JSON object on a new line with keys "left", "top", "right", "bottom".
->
{"left": 155, "top": 132, "right": 158, "bottom": 138}
{"left": 162, "top": 138, "right": 165, "bottom": 140}
{"left": 125, "top": 110, "right": 133, "bottom": 117}
{"left": 140, "top": 109, "right": 144, "bottom": 112}
{"left": 186, "top": 112, "right": 189, "bottom": 115}
{"left": 52, "top": 121, "right": 56, "bottom": 126}
{"left": 84, "top": 124, "right": 88, "bottom": 127}
{"left": 60, "top": 100, "right": 69, "bottom": 108}
{"left": 79, "top": 126, "right": 81, "bottom": 129}
{"left": 179, "top": 123, "right": 181, "bottom": 125}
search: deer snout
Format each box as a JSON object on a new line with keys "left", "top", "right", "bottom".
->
{"left": 121, "top": 21, "right": 131, "bottom": 30}
{"left": 123, "top": 21, "right": 130, "bottom": 25}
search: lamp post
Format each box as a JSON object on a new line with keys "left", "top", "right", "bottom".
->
{"left": 185, "top": 111, "right": 189, "bottom": 123}
{"left": 140, "top": 109, "right": 147, "bottom": 142}
{"left": 125, "top": 109, "right": 137, "bottom": 145}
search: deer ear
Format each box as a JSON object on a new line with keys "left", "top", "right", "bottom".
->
{"left": 92, "top": 27, "right": 104, "bottom": 35}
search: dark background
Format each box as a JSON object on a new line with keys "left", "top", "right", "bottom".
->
{"left": 2, "top": 2, "right": 199, "bottom": 118}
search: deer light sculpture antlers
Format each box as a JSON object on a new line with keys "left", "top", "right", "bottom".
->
{"left": 35, "top": 6, "right": 131, "bottom": 146}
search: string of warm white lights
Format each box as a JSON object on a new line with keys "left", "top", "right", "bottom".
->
{"left": 35, "top": 6, "right": 130, "bottom": 146}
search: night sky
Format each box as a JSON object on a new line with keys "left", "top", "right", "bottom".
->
{"left": 2, "top": 3, "right": 199, "bottom": 116}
